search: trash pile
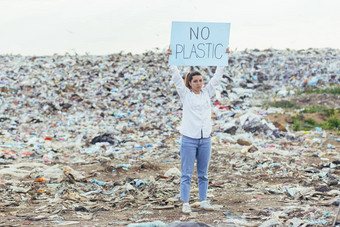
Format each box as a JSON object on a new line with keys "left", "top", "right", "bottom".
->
{"left": 0, "top": 48, "right": 339, "bottom": 226}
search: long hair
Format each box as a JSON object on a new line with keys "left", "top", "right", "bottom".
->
{"left": 184, "top": 71, "right": 202, "bottom": 89}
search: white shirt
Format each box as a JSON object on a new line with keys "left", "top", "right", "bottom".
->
{"left": 170, "top": 65, "right": 225, "bottom": 139}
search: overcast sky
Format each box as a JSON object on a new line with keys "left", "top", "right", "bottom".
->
{"left": 0, "top": 0, "right": 339, "bottom": 55}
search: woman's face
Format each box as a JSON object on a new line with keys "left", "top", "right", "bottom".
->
{"left": 189, "top": 75, "right": 203, "bottom": 94}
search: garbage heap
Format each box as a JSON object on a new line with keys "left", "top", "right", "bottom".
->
{"left": 0, "top": 48, "right": 339, "bottom": 226}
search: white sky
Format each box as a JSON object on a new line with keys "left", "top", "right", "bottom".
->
{"left": 0, "top": 0, "right": 339, "bottom": 55}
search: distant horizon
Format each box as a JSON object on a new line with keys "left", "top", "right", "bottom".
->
{"left": 1, "top": 0, "right": 339, "bottom": 56}
{"left": 1, "top": 46, "right": 340, "bottom": 57}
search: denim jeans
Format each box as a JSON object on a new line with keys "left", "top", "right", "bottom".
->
{"left": 180, "top": 135, "right": 211, "bottom": 202}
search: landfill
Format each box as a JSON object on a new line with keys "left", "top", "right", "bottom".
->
{"left": 0, "top": 48, "right": 339, "bottom": 226}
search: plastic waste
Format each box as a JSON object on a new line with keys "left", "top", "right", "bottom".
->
{"left": 127, "top": 221, "right": 167, "bottom": 227}
{"left": 91, "top": 179, "right": 107, "bottom": 186}
{"left": 164, "top": 167, "right": 181, "bottom": 177}
{"left": 0, "top": 48, "right": 339, "bottom": 226}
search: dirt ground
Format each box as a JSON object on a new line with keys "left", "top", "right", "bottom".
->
{"left": 266, "top": 93, "right": 340, "bottom": 150}
{"left": 290, "top": 93, "right": 340, "bottom": 109}
{"left": 1, "top": 151, "right": 339, "bottom": 226}
{"left": 1, "top": 94, "right": 339, "bottom": 226}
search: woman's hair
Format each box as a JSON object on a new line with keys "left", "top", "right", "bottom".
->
{"left": 184, "top": 71, "right": 202, "bottom": 89}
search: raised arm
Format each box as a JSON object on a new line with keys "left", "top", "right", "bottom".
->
{"left": 205, "top": 48, "right": 230, "bottom": 97}
{"left": 205, "top": 66, "right": 225, "bottom": 98}
{"left": 167, "top": 48, "right": 188, "bottom": 100}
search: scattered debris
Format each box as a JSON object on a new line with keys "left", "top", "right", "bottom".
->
{"left": 0, "top": 48, "right": 339, "bottom": 225}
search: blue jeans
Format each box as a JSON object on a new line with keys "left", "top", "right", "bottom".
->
{"left": 180, "top": 135, "right": 211, "bottom": 202}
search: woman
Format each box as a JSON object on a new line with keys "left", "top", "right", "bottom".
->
{"left": 167, "top": 47, "right": 230, "bottom": 214}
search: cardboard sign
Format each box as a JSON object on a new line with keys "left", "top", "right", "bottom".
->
{"left": 169, "top": 21, "right": 230, "bottom": 66}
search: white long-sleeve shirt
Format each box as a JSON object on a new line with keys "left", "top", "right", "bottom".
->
{"left": 170, "top": 65, "right": 225, "bottom": 139}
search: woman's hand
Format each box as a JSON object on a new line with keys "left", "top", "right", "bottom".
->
{"left": 166, "top": 47, "right": 172, "bottom": 56}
